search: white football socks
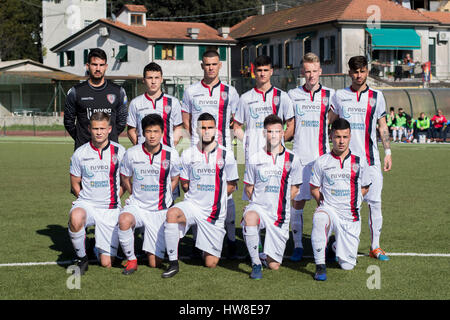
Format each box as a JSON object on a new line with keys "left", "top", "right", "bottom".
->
{"left": 290, "top": 207, "right": 304, "bottom": 249}
{"left": 165, "top": 222, "right": 180, "bottom": 261}
{"left": 311, "top": 211, "right": 330, "bottom": 265}
{"left": 68, "top": 227, "right": 86, "bottom": 259}
{"left": 243, "top": 225, "right": 261, "bottom": 266}
{"left": 118, "top": 228, "right": 136, "bottom": 261}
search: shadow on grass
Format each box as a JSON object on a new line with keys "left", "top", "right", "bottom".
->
{"left": 36, "top": 224, "right": 78, "bottom": 268}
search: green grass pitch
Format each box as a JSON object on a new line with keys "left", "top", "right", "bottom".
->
{"left": 0, "top": 136, "right": 449, "bottom": 300}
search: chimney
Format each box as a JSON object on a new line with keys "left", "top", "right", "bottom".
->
{"left": 218, "top": 27, "right": 230, "bottom": 39}
{"left": 187, "top": 28, "right": 200, "bottom": 39}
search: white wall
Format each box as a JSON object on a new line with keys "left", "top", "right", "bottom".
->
{"left": 55, "top": 24, "right": 232, "bottom": 81}
{"left": 42, "top": 0, "right": 106, "bottom": 68}
{"left": 56, "top": 25, "right": 150, "bottom": 76}
{"left": 340, "top": 26, "right": 366, "bottom": 74}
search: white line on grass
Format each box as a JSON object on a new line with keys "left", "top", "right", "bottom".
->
{"left": 1, "top": 252, "right": 450, "bottom": 267}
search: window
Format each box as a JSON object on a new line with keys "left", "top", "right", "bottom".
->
{"left": 60, "top": 51, "right": 75, "bottom": 67}
{"left": 130, "top": 14, "right": 143, "bottom": 25}
{"left": 285, "top": 41, "right": 292, "bottom": 68}
{"left": 116, "top": 45, "right": 128, "bottom": 62}
{"left": 155, "top": 45, "right": 183, "bottom": 60}
{"left": 277, "top": 44, "right": 282, "bottom": 68}
{"left": 304, "top": 38, "right": 312, "bottom": 55}
{"left": 319, "top": 36, "right": 336, "bottom": 64}
{"left": 269, "top": 45, "right": 274, "bottom": 60}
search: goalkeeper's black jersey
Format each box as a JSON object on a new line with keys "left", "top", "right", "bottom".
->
{"left": 64, "top": 80, "right": 128, "bottom": 150}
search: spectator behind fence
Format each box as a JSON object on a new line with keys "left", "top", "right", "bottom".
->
{"left": 431, "top": 109, "right": 447, "bottom": 143}
{"left": 413, "top": 112, "right": 431, "bottom": 143}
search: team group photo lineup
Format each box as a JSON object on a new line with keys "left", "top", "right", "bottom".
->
{"left": 65, "top": 46, "right": 393, "bottom": 282}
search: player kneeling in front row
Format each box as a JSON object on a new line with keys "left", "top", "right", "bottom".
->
{"left": 68, "top": 112, "right": 126, "bottom": 274}
{"left": 242, "top": 114, "right": 301, "bottom": 280}
{"left": 310, "top": 118, "right": 371, "bottom": 281}
{"left": 118, "top": 114, "right": 181, "bottom": 275}
{"left": 162, "top": 112, "right": 239, "bottom": 278}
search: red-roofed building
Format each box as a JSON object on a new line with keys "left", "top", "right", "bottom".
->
{"left": 230, "top": 0, "right": 450, "bottom": 82}
{"left": 50, "top": 4, "right": 236, "bottom": 96}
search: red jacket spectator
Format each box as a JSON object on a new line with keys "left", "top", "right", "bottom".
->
{"left": 431, "top": 110, "right": 447, "bottom": 129}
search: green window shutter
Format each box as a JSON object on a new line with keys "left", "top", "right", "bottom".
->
{"left": 176, "top": 45, "right": 184, "bottom": 60}
{"left": 59, "top": 53, "right": 64, "bottom": 67}
{"left": 155, "top": 44, "right": 162, "bottom": 60}
{"left": 116, "top": 45, "right": 128, "bottom": 62}
{"left": 83, "top": 49, "right": 89, "bottom": 64}
{"left": 198, "top": 45, "right": 206, "bottom": 60}
{"left": 219, "top": 46, "right": 226, "bottom": 61}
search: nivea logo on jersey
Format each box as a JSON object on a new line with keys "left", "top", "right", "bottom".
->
{"left": 199, "top": 100, "right": 218, "bottom": 105}
{"left": 300, "top": 120, "right": 320, "bottom": 127}
{"left": 350, "top": 122, "right": 365, "bottom": 130}
{"left": 191, "top": 167, "right": 216, "bottom": 179}
{"left": 87, "top": 108, "right": 112, "bottom": 119}
{"left": 296, "top": 104, "right": 320, "bottom": 116}
{"left": 347, "top": 107, "right": 367, "bottom": 114}
{"left": 330, "top": 173, "right": 351, "bottom": 180}
{"left": 258, "top": 168, "right": 283, "bottom": 180}
{"left": 141, "top": 168, "right": 161, "bottom": 175}
{"left": 331, "top": 189, "right": 351, "bottom": 197}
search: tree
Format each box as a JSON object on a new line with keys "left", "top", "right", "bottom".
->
{"left": 0, "top": 0, "right": 42, "bottom": 61}
{"left": 110, "top": 0, "right": 260, "bottom": 29}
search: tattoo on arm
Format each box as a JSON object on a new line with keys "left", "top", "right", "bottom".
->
{"left": 381, "top": 128, "right": 390, "bottom": 150}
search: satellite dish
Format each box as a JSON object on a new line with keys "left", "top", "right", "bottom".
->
{"left": 65, "top": 5, "right": 81, "bottom": 32}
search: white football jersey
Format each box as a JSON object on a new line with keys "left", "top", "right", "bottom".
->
{"left": 331, "top": 86, "right": 387, "bottom": 166}
{"left": 288, "top": 84, "right": 335, "bottom": 165}
{"left": 182, "top": 81, "right": 239, "bottom": 149}
{"left": 120, "top": 143, "right": 181, "bottom": 211}
{"left": 70, "top": 141, "right": 126, "bottom": 209}
{"left": 244, "top": 147, "right": 302, "bottom": 228}
{"left": 234, "top": 86, "right": 294, "bottom": 164}
{"left": 179, "top": 143, "right": 239, "bottom": 224}
{"left": 310, "top": 151, "right": 371, "bottom": 222}
{"left": 127, "top": 92, "right": 182, "bottom": 147}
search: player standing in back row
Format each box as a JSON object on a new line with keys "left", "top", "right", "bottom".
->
{"left": 330, "top": 56, "right": 392, "bottom": 261}
{"left": 64, "top": 48, "right": 128, "bottom": 150}
{"left": 233, "top": 55, "right": 295, "bottom": 199}
{"left": 126, "top": 62, "right": 183, "bottom": 148}
{"left": 287, "top": 53, "right": 338, "bottom": 262}
{"left": 181, "top": 50, "right": 240, "bottom": 258}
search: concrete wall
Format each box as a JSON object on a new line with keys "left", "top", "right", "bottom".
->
{"left": 340, "top": 25, "right": 366, "bottom": 74}
{"left": 0, "top": 116, "right": 63, "bottom": 126}
{"left": 42, "top": 0, "right": 107, "bottom": 68}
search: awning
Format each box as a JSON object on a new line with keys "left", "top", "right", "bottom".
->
{"left": 366, "top": 28, "right": 421, "bottom": 50}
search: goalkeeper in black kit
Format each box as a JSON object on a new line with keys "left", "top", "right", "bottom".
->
{"left": 64, "top": 48, "right": 128, "bottom": 150}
